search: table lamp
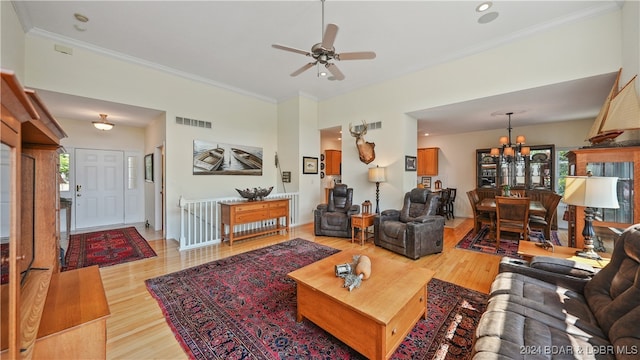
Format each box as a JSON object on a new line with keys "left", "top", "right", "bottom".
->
{"left": 562, "top": 175, "right": 619, "bottom": 259}
{"left": 368, "top": 165, "right": 386, "bottom": 214}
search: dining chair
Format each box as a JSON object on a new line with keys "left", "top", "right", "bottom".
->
{"left": 438, "top": 188, "right": 451, "bottom": 219}
{"left": 495, "top": 196, "right": 530, "bottom": 250}
{"left": 529, "top": 192, "right": 562, "bottom": 240}
{"left": 445, "top": 188, "right": 456, "bottom": 219}
{"left": 467, "top": 189, "right": 492, "bottom": 234}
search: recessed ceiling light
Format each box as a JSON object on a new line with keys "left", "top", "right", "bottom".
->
{"left": 478, "top": 11, "right": 499, "bottom": 24}
{"left": 73, "top": 13, "right": 89, "bottom": 31}
{"left": 424, "top": 133, "right": 430, "bottom": 136}
{"left": 74, "top": 13, "right": 89, "bottom": 22}
{"left": 476, "top": 2, "right": 492, "bottom": 12}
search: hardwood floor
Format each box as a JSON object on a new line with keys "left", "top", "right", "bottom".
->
{"left": 101, "top": 218, "right": 500, "bottom": 359}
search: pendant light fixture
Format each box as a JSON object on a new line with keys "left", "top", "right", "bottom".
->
{"left": 93, "top": 113, "right": 114, "bottom": 131}
{"left": 490, "top": 112, "right": 529, "bottom": 162}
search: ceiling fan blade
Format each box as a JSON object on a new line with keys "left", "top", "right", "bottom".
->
{"left": 336, "top": 51, "right": 377, "bottom": 61}
{"left": 325, "top": 63, "right": 345, "bottom": 80}
{"left": 321, "top": 23, "right": 339, "bottom": 49}
{"left": 291, "top": 62, "right": 316, "bottom": 77}
{"left": 272, "top": 44, "right": 310, "bottom": 56}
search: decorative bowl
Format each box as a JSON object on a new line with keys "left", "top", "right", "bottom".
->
{"left": 236, "top": 186, "right": 273, "bottom": 201}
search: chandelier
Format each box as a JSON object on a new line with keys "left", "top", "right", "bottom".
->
{"left": 490, "top": 112, "right": 529, "bottom": 161}
{"left": 93, "top": 113, "right": 114, "bottom": 131}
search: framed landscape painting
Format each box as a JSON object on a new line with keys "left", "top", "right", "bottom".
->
{"left": 193, "top": 140, "right": 263, "bottom": 175}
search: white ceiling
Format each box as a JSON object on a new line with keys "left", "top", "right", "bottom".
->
{"left": 12, "top": 1, "right": 621, "bottom": 134}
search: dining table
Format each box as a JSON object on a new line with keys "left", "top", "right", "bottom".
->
{"left": 476, "top": 198, "right": 546, "bottom": 217}
{"left": 476, "top": 197, "right": 547, "bottom": 240}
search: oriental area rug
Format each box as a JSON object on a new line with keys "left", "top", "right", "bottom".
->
{"left": 63, "top": 226, "right": 157, "bottom": 271}
{"left": 146, "top": 238, "right": 489, "bottom": 359}
{"left": 456, "top": 225, "right": 561, "bottom": 258}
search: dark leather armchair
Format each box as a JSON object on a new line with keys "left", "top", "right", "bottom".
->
{"left": 314, "top": 184, "right": 360, "bottom": 238}
{"left": 374, "top": 188, "right": 445, "bottom": 259}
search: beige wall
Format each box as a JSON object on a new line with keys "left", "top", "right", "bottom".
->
{"left": 1, "top": 1, "right": 26, "bottom": 80}
{"left": 3, "top": 3, "right": 636, "bottom": 238}
{"left": 23, "top": 35, "right": 278, "bottom": 241}
{"left": 318, "top": 9, "right": 623, "bottom": 214}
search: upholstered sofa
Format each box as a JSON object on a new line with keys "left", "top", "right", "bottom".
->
{"left": 374, "top": 188, "right": 444, "bottom": 259}
{"left": 473, "top": 224, "right": 640, "bottom": 359}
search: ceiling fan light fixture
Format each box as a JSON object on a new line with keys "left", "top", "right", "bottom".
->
{"left": 93, "top": 113, "right": 114, "bottom": 131}
{"left": 271, "top": 0, "right": 375, "bottom": 80}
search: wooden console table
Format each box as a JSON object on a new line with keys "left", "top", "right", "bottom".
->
{"left": 220, "top": 199, "right": 289, "bottom": 245}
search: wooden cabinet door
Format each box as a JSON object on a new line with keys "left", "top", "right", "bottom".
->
{"left": 325, "top": 150, "right": 341, "bottom": 175}
{"left": 417, "top": 148, "right": 438, "bottom": 176}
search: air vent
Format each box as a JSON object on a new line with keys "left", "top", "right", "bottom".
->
{"left": 176, "top": 116, "right": 212, "bottom": 129}
{"left": 354, "top": 121, "right": 382, "bottom": 133}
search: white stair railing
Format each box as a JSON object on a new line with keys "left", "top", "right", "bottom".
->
{"left": 178, "top": 192, "right": 299, "bottom": 250}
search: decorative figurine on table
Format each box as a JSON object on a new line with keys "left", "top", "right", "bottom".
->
{"left": 335, "top": 255, "right": 372, "bottom": 291}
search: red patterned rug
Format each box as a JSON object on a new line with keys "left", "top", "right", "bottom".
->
{"left": 455, "top": 225, "right": 560, "bottom": 258}
{"left": 146, "top": 238, "right": 488, "bottom": 359}
{"left": 63, "top": 227, "right": 156, "bottom": 271}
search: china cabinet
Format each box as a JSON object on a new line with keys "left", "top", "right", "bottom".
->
{"left": 417, "top": 147, "right": 439, "bottom": 176}
{"left": 476, "top": 145, "right": 555, "bottom": 191}
{"left": 566, "top": 146, "right": 640, "bottom": 249}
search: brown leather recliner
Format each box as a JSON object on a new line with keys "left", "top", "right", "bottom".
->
{"left": 374, "top": 188, "right": 444, "bottom": 259}
{"left": 314, "top": 184, "right": 360, "bottom": 238}
{"left": 473, "top": 224, "right": 640, "bottom": 359}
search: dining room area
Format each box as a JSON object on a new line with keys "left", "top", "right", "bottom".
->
{"left": 461, "top": 144, "right": 635, "bottom": 264}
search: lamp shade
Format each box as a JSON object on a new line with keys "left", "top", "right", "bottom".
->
{"left": 368, "top": 166, "right": 386, "bottom": 182}
{"left": 563, "top": 176, "right": 620, "bottom": 209}
{"left": 490, "top": 148, "right": 500, "bottom": 156}
{"left": 503, "top": 147, "right": 514, "bottom": 157}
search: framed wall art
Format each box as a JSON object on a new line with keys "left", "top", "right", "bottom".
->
{"left": 405, "top": 156, "right": 417, "bottom": 171}
{"left": 303, "top": 156, "right": 318, "bottom": 174}
{"left": 193, "top": 139, "right": 263, "bottom": 176}
{"left": 422, "top": 176, "right": 432, "bottom": 189}
{"left": 145, "top": 153, "right": 154, "bottom": 182}
{"left": 282, "top": 171, "right": 291, "bottom": 183}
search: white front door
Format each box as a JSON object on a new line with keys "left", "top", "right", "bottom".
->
{"left": 75, "top": 149, "right": 125, "bottom": 229}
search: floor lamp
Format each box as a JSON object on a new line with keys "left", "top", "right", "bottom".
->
{"left": 562, "top": 175, "right": 619, "bottom": 260}
{"left": 368, "top": 166, "right": 386, "bottom": 214}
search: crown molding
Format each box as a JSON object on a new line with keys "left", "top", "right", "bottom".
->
{"left": 26, "top": 28, "right": 278, "bottom": 104}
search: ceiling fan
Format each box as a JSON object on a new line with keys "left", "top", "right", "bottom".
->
{"left": 271, "top": 0, "right": 376, "bottom": 81}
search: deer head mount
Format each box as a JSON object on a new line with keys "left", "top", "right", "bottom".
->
{"left": 349, "top": 120, "right": 376, "bottom": 164}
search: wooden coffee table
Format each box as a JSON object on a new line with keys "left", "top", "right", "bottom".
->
{"left": 287, "top": 249, "right": 435, "bottom": 360}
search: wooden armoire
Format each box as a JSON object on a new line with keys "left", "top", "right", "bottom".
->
{"left": 1, "top": 70, "right": 109, "bottom": 359}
